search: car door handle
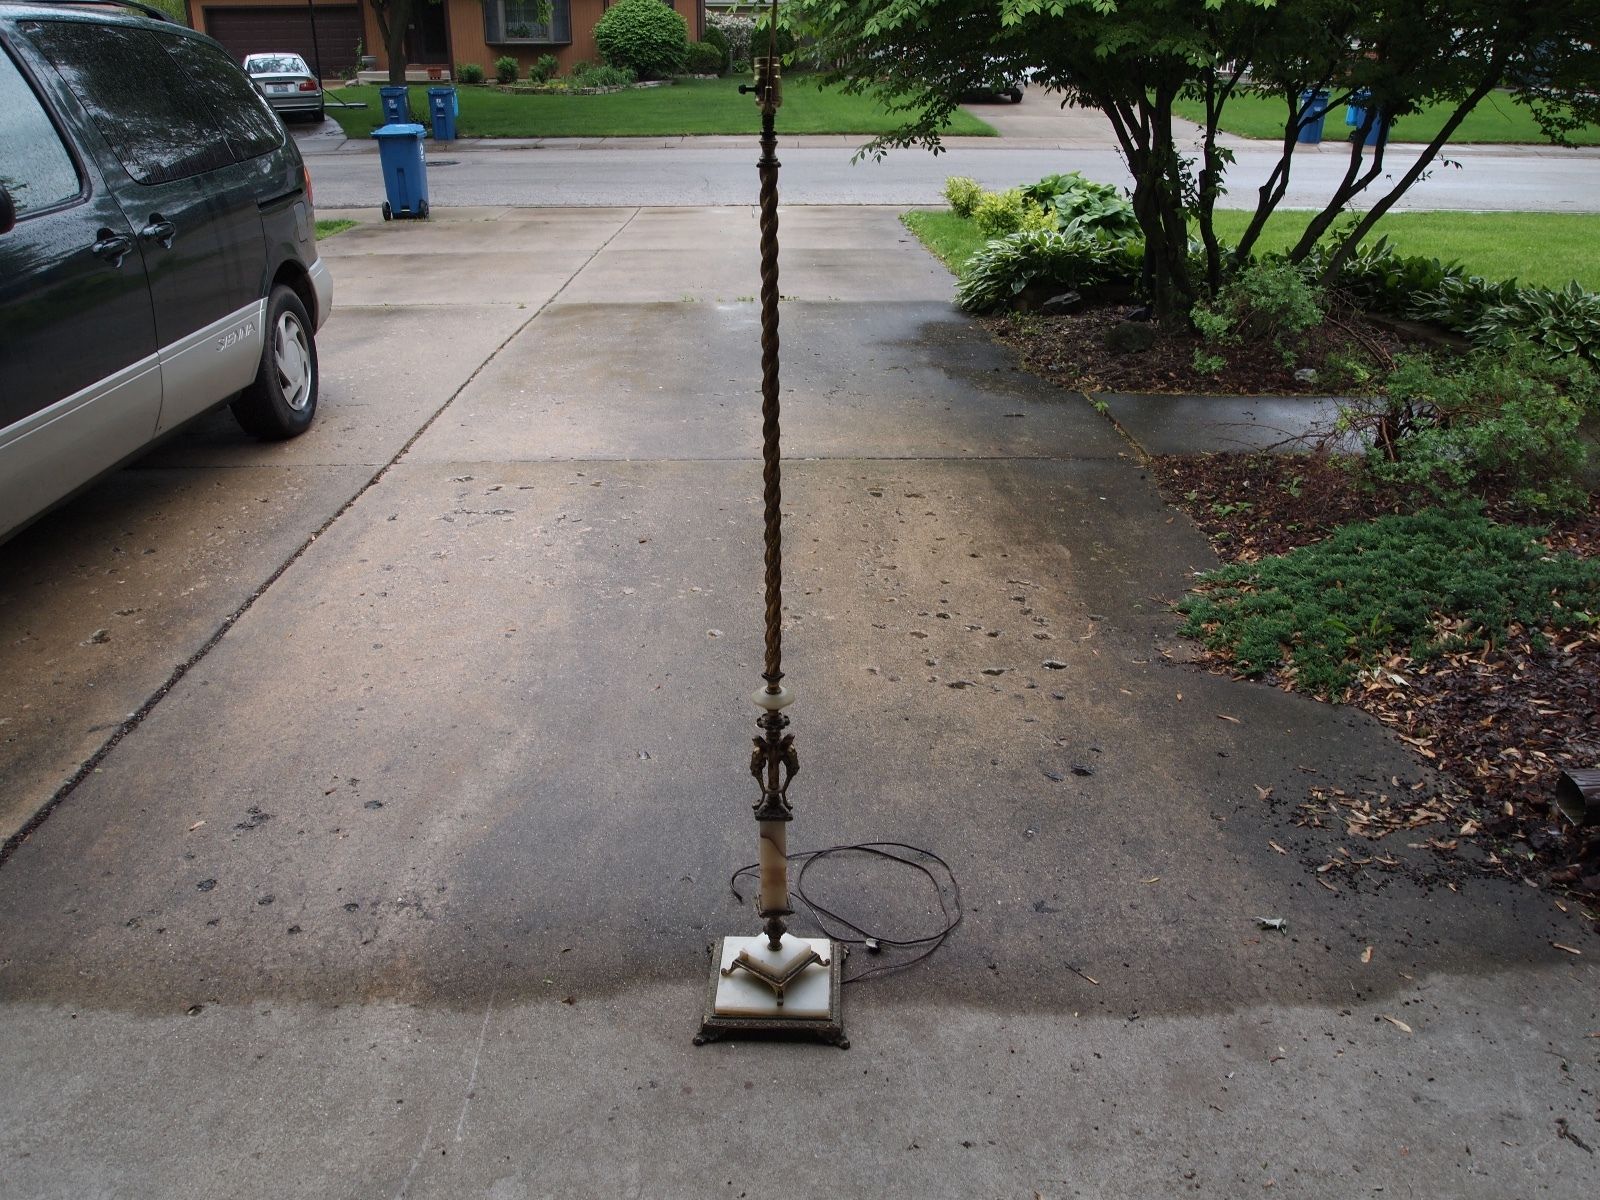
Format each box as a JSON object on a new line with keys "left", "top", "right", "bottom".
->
{"left": 140, "top": 217, "right": 176, "bottom": 249}
{"left": 91, "top": 229, "right": 132, "bottom": 267}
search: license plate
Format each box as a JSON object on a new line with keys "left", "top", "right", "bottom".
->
{"left": 269, "top": 83, "right": 292, "bottom": 93}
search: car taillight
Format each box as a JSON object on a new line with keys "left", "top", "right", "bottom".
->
{"left": 298, "top": 79, "right": 318, "bottom": 92}
{"left": 303, "top": 165, "right": 314, "bottom": 209}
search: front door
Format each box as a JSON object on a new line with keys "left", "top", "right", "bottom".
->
{"left": 407, "top": 3, "right": 449, "bottom": 65}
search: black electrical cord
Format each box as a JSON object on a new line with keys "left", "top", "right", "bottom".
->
{"left": 729, "top": 842, "right": 962, "bottom": 984}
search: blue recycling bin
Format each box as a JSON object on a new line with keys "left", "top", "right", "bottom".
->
{"left": 1296, "top": 89, "right": 1330, "bottom": 144}
{"left": 372, "top": 123, "right": 429, "bottom": 220}
{"left": 428, "top": 85, "right": 458, "bottom": 140}
{"left": 1345, "top": 91, "right": 1387, "bottom": 146}
{"left": 379, "top": 85, "right": 411, "bottom": 123}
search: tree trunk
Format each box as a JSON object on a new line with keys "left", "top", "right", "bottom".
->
{"left": 371, "top": 0, "right": 413, "bottom": 87}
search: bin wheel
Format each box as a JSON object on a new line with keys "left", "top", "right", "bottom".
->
{"left": 418, "top": 200, "right": 429, "bottom": 219}
{"left": 382, "top": 201, "right": 392, "bottom": 221}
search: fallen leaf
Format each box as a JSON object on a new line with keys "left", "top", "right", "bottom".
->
{"left": 1255, "top": 785, "right": 1274, "bottom": 801}
{"left": 1269, "top": 840, "right": 1288, "bottom": 855}
{"left": 1381, "top": 1015, "right": 1413, "bottom": 1034}
{"left": 1141, "top": 876, "right": 1161, "bottom": 884}
{"left": 1317, "top": 876, "right": 1339, "bottom": 893}
{"left": 187, "top": 820, "right": 205, "bottom": 832}
{"left": 1361, "top": 946, "right": 1373, "bottom": 964}
{"left": 1216, "top": 713, "right": 1241, "bottom": 724}
{"left": 1552, "top": 943, "right": 1582, "bottom": 956}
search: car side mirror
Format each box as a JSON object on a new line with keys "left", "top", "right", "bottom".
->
{"left": 0, "top": 186, "right": 15, "bottom": 236}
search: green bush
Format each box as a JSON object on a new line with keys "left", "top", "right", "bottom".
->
{"left": 1193, "top": 260, "right": 1324, "bottom": 365}
{"left": 568, "top": 60, "right": 637, "bottom": 88}
{"left": 456, "top": 62, "right": 485, "bottom": 85}
{"left": 956, "top": 229, "right": 1141, "bottom": 313}
{"left": 1350, "top": 341, "right": 1598, "bottom": 513}
{"left": 593, "top": 0, "right": 688, "bottom": 80}
{"left": 685, "top": 41, "right": 723, "bottom": 75}
{"left": 942, "top": 176, "right": 984, "bottom": 219}
{"left": 701, "top": 24, "right": 730, "bottom": 73}
{"left": 1179, "top": 508, "right": 1600, "bottom": 698}
{"left": 494, "top": 56, "right": 519, "bottom": 84}
{"left": 972, "top": 188, "right": 1038, "bottom": 237}
{"left": 1022, "top": 172, "right": 1140, "bottom": 240}
{"left": 528, "top": 53, "right": 559, "bottom": 84}
{"left": 1469, "top": 281, "right": 1600, "bottom": 365}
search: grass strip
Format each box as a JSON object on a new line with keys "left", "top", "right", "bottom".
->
{"left": 1172, "top": 90, "right": 1600, "bottom": 145}
{"left": 904, "top": 208, "right": 1600, "bottom": 291}
{"left": 315, "top": 218, "right": 358, "bottom": 239}
{"left": 325, "top": 76, "right": 995, "bottom": 140}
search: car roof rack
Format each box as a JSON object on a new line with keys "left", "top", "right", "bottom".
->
{"left": 4, "top": 0, "right": 176, "bottom": 22}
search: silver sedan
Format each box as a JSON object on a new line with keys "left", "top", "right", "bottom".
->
{"left": 243, "top": 52, "right": 323, "bottom": 123}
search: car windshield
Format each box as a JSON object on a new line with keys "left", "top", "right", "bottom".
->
{"left": 245, "top": 55, "right": 308, "bottom": 75}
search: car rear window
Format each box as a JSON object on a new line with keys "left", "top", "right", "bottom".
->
{"left": 0, "top": 45, "right": 81, "bottom": 214}
{"left": 21, "top": 20, "right": 283, "bottom": 185}
{"left": 246, "top": 55, "right": 308, "bottom": 75}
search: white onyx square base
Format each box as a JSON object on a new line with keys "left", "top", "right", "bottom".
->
{"left": 711, "top": 934, "right": 834, "bottom": 1020}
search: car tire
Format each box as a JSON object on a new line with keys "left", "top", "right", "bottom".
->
{"left": 1008, "top": 88, "right": 1023, "bottom": 103}
{"left": 231, "top": 284, "right": 318, "bottom": 440}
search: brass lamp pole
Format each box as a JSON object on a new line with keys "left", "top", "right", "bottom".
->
{"left": 696, "top": 2, "right": 846, "bottom": 1048}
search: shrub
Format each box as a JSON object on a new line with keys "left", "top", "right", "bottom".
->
{"left": 685, "top": 41, "right": 723, "bottom": 75}
{"left": 593, "top": 0, "right": 688, "bottom": 80}
{"left": 1178, "top": 507, "right": 1600, "bottom": 698}
{"left": 1192, "top": 260, "right": 1324, "bottom": 365}
{"left": 1022, "top": 172, "right": 1140, "bottom": 240}
{"left": 956, "top": 230, "right": 1141, "bottom": 314}
{"left": 972, "top": 188, "right": 1031, "bottom": 237}
{"left": 942, "top": 176, "right": 984, "bottom": 219}
{"left": 494, "top": 55, "right": 519, "bottom": 84}
{"left": 1349, "top": 341, "right": 1598, "bottom": 513}
{"left": 568, "top": 60, "right": 637, "bottom": 88}
{"left": 527, "top": 53, "right": 559, "bottom": 84}
{"left": 456, "top": 62, "right": 485, "bottom": 85}
{"left": 708, "top": 13, "right": 754, "bottom": 66}
{"left": 1468, "top": 281, "right": 1600, "bottom": 366}
{"left": 702, "top": 23, "right": 730, "bottom": 73}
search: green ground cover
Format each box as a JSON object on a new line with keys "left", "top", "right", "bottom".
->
{"left": 315, "top": 218, "right": 357, "bottom": 239}
{"left": 325, "top": 77, "right": 995, "bottom": 139}
{"left": 905, "top": 208, "right": 1600, "bottom": 290}
{"left": 1172, "top": 90, "right": 1600, "bottom": 145}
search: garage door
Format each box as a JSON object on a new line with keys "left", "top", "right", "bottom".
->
{"left": 203, "top": 6, "right": 363, "bottom": 77}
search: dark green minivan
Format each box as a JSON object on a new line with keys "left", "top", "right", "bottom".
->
{"left": 0, "top": 0, "right": 333, "bottom": 543}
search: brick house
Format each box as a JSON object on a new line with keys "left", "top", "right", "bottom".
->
{"left": 187, "top": 0, "right": 706, "bottom": 81}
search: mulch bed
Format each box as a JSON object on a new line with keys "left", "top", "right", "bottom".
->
{"left": 983, "top": 299, "right": 1434, "bottom": 396}
{"left": 1154, "top": 452, "right": 1600, "bottom": 915}
{"left": 983, "top": 298, "right": 1600, "bottom": 916}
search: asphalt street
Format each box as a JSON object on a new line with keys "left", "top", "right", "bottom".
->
{"left": 1, "top": 206, "right": 1595, "bottom": 1199}
{"left": 294, "top": 88, "right": 1600, "bottom": 213}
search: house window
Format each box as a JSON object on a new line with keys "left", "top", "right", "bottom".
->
{"left": 485, "top": 0, "right": 571, "bottom": 44}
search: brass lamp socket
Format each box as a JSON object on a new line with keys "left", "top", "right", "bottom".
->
{"left": 752, "top": 55, "right": 783, "bottom": 112}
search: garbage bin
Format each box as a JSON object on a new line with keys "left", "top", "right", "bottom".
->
{"left": 379, "top": 85, "right": 411, "bottom": 123}
{"left": 1345, "top": 91, "right": 1387, "bottom": 146}
{"left": 1296, "top": 89, "right": 1330, "bottom": 144}
{"left": 371, "top": 123, "right": 429, "bottom": 220}
{"left": 428, "top": 85, "right": 458, "bottom": 140}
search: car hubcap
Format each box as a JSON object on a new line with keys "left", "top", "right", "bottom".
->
{"left": 273, "top": 311, "right": 312, "bottom": 411}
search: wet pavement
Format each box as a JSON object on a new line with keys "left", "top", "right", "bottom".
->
{"left": 0, "top": 207, "right": 1595, "bottom": 1199}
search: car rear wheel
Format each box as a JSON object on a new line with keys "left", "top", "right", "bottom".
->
{"left": 231, "top": 284, "right": 318, "bottom": 440}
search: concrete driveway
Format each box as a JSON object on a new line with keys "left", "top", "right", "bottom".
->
{"left": 0, "top": 207, "right": 1595, "bottom": 1199}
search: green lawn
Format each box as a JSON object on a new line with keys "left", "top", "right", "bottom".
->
{"left": 1172, "top": 90, "right": 1600, "bottom": 145}
{"left": 325, "top": 76, "right": 995, "bottom": 139}
{"left": 904, "top": 208, "right": 1600, "bottom": 290}
{"left": 315, "top": 218, "right": 357, "bottom": 239}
